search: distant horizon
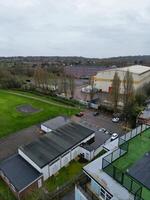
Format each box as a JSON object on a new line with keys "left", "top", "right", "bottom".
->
{"left": 0, "top": 54, "right": 150, "bottom": 60}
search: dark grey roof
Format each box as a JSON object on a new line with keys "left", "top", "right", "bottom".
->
{"left": 81, "top": 144, "right": 94, "bottom": 152}
{"left": 20, "top": 122, "right": 94, "bottom": 168}
{"left": 90, "top": 130, "right": 110, "bottom": 149}
{"left": 42, "top": 116, "right": 70, "bottom": 130}
{"left": 0, "top": 154, "right": 42, "bottom": 192}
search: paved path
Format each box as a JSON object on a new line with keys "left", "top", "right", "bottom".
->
{"left": 5, "top": 91, "right": 77, "bottom": 109}
{"left": 0, "top": 125, "right": 41, "bottom": 161}
{"left": 61, "top": 189, "right": 75, "bottom": 200}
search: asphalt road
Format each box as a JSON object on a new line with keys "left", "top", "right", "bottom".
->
{"left": 72, "top": 110, "right": 125, "bottom": 135}
{"left": 0, "top": 125, "right": 41, "bottom": 161}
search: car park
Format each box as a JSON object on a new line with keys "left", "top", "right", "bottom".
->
{"left": 104, "top": 130, "right": 109, "bottom": 134}
{"left": 99, "top": 128, "right": 106, "bottom": 132}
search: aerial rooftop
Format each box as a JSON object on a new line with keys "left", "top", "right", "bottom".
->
{"left": 42, "top": 116, "right": 70, "bottom": 130}
{"left": 20, "top": 122, "right": 94, "bottom": 168}
{"left": 117, "top": 65, "right": 150, "bottom": 75}
{"left": 0, "top": 154, "right": 42, "bottom": 192}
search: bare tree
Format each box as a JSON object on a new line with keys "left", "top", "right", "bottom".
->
{"left": 68, "top": 75, "right": 75, "bottom": 98}
{"left": 111, "top": 72, "right": 121, "bottom": 113}
{"left": 123, "top": 70, "right": 134, "bottom": 119}
{"left": 33, "top": 66, "right": 48, "bottom": 90}
{"left": 89, "top": 76, "right": 96, "bottom": 102}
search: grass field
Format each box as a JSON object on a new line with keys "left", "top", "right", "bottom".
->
{"left": 114, "top": 129, "right": 150, "bottom": 200}
{"left": 0, "top": 90, "right": 79, "bottom": 138}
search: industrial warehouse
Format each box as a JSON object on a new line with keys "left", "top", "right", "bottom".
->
{"left": 93, "top": 65, "right": 150, "bottom": 93}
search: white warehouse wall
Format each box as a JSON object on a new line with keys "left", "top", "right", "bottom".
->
{"left": 18, "top": 149, "right": 42, "bottom": 173}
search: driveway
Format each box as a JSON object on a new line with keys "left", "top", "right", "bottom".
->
{"left": 0, "top": 125, "right": 41, "bottom": 161}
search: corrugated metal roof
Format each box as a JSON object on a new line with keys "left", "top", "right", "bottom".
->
{"left": 117, "top": 65, "right": 150, "bottom": 74}
{"left": 42, "top": 116, "right": 70, "bottom": 130}
{"left": 0, "top": 154, "right": 42, "bottom": 192}
{"left": 20, "top": 122, "right": 94, "bottom": 168}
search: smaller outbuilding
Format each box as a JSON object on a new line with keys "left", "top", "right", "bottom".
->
{"left": 0, "top": 154, "right": 43, "bottom": 199}
{"left": 41, "top": 116, "right": 70, "bottom": 133}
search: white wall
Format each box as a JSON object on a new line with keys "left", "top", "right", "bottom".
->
{"left": 94, "top": 146, "right": 103, "bottom": 157}
{"left": 41, "top": 125, "right": 52, "bottom": 133}
{"left": 49, "top": 159, "right": 61, "bottom": 176}
{"left": 18, "top": 149, "right": 42, "bottom": 173}
{"left": 80, "top": 147, "right": 94, "bottom": 161}
{"left": 94, "top": 69, "right": 150, "bottom": 94}
{"left": 61, "top": 152, "right": 71, "bottom": 167}
{"left": 41, "top": 165, "right": 49, "bottom": 180}
{"left": 75, "top": 186, "right": 88, "bottom": 200}
{"left": 71, "top": 147, "right": 80, "bottom": 160}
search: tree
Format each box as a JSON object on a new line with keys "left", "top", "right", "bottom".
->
{"left": 89, "top": 76, "right": 96, "bottom": 102}
{"left": 111, "top": 72, "right": 121, "bottom": 113}
{"left": 33, "top": 66, "right": 48, "bottom": 90}
{"left": 123, "top": 70, "right": 134, "bottom": 120}
{"left": 68, "top": 75, "right": 75, "bottom": 98}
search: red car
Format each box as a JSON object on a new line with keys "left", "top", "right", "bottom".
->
{"left": 75, "top": 112, "right": 84, "bottom": 117}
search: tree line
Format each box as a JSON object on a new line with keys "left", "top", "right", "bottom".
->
{"left": 110, "top": 71, "right": 150, "bottom": 127}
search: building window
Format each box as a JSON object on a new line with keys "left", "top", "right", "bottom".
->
{"left": 106, "top": 193, "right": 112, "bottom": 200}
{"left": 86, "top": 153, "right": 89, "bottom": 160}
{"left": 100, "top": 188, "right": 105, "bottom": 199}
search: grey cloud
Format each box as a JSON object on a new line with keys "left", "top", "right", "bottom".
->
{"left": 0, "top": 0, "right": 150, "bottom": 57}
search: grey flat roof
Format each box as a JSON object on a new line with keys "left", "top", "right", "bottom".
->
{"left": 90, "top": 130, "right": 110, "bottom": 149}
{"left": 42, "top": 116, "right": 70, "bottom": 130}
{"left": 20, "top": 122, "right": 94, "bottom": 168}
{"left": 0, "top": 154, "right": 42, "bottom": 192}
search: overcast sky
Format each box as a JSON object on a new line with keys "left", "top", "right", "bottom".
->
{"left": 0, "top": 0, "right": 150, "bottom": 58}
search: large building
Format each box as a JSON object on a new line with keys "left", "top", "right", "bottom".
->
{"left": 0, "top": 119, "right": 96, "bottom": 199}
{"left": 75, "top": 124, "right": 150, "bottom": 200}
{"left": 93, "top": 65, "right": 150, "bottom": 93}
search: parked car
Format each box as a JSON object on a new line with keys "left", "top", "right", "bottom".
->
{"left": 99, "top": 128, "right": 106, "bottom": 132}
{"left": 104, "top": 130, "right": 109, "bottom": 134}
{"left": 75, "top": 112, "right": 84, "bottom": 117}
{"left": 93, "top": 112, "right": 99, "bottom": 116}
{"left": 112, "top": 117, "right": 120, "bottom": 123}
{"left": 111, "top": 133, "right": 119, "bottom": 141}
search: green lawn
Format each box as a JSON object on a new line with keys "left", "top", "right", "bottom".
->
{"left": 114, "top": 129, "right": 150, "bottom": 200}
{"left": 0, "top": 90, "right": 79, "bottom": 138}
{"left": 44, "top": 160, "right": 84, "bottom": 192}
{"left": 0, "top": 180, "right": 16, "bottom": 200}
{"left": 26, "top": 160, "right": 84, "bottom": 200}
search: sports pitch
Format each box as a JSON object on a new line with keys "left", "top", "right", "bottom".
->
{"left": 114, "top": 129, "right": 150, "bottom": 200}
